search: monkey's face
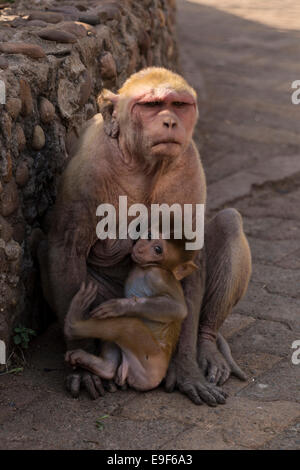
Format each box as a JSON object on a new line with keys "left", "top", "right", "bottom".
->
{"left": 132, "top": 238, "right": 166, "bottom": 266}
{"left": 132, "top": 236, "right": 182, "bottom": 270}
{"left": 128, "top": 88, "right": 197, "bottom": 160}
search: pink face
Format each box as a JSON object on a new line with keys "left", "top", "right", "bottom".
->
{"left": 130, "top": 88, "right": 197, "bottom": 158}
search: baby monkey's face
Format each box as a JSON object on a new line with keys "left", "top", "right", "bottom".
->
{"left": 131, "top": 235, "right": 166, "bottom": 266}
{"left": 131, "top": 233, "right": 197, "bottom": 281}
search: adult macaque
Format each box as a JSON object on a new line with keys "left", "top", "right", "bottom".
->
{"left": 64, "top": 236, "right": 226, "bottom": 403}
{"left": 39, "top": 67, "right": 251, "bottom": 405}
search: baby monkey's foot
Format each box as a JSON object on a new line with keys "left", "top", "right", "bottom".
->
{"left": 65, "top": 349, "right": 89, "bottom": 369}
{"left": 65, "top": 349, "right": 105, "bottom": 378}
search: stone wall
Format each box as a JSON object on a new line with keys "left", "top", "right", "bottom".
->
{"left": 0, "top": 0, "right": 178, "bottom": 352}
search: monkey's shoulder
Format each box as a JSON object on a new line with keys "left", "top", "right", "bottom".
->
{"left": 58, "top": 116, "right": 119, "bottom": 204}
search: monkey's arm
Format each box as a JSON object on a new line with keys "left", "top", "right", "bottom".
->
{"left": 47, "top": 200, "right": 95, "bottom": 323}
{"left": 90, "top": 295, "right": 187, "bottom": 323}
{"left": 164, "top": 251, "right": 228, "bottom": 407}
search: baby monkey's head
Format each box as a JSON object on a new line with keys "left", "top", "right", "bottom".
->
{"left": 132, "top": 233, "right": 197, "bottom": 281}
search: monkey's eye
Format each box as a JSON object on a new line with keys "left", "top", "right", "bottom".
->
{"left": 154, "top": 245, "right": 163, "bottom": 255}
{"left": 173, "top": 101, "right": 187, "bottom": 107}
{"left": 142, "top": 101, "right": 163, "bottom": 107}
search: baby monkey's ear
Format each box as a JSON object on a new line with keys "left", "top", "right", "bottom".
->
{"left": 97, "top": 89, "right": 119, "bottom": 138}
{"left": 173, "top": 260, "right": 198, "bottom": 281}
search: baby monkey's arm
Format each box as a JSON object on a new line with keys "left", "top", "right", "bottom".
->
{"left": 91, "top": 268, "right": 187, "bottom": 323}
{"left": 90, "top": 294, "right": 187, "bottom": 323}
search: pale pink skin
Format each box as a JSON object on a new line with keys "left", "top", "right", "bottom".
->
{"left": 129, "top": 89, "right": 198, "bottom": 158}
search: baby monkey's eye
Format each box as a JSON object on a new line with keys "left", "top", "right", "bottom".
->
{"left": 154, "top": 245, "right": 163, "bottom": 255}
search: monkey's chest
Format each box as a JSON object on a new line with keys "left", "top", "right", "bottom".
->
{"left": 87, "top": 241, "right": 133, "bottom": 298}
{"left": 124, "top": 274, "right": 154, "bottom": 299}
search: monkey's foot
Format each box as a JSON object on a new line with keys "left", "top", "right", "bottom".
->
{"left": 165, "top": 357, "right": 227, "bottom": 406}
{"left": 65, "top": 349, "right": 116, "bottom": 380}
{"left": 197, "top": 335, "right": 247, "bottom": 386}
{"left": 66, "top": 369, "right": 105, "bottom": 400}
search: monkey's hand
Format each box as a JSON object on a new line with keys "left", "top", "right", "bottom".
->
{"left": 90, "top": 298, "right": 131, "bottom": 319}
{"left": 64, "top": 281, "right": 98, "bottom": 339}
{"left": 165, "top": 355, "right": 227, "bottom": 406}
{"left": 67, "top": 281, "right": 98, "bottom": 319}
{"left": 198, "top": 336, "right": 247, "bottom": 385}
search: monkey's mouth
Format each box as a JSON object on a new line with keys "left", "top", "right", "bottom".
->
{"left": 152, "top": 139, "right": 181, "bottom": 146}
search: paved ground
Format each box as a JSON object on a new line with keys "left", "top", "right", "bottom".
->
{"left": 1, "top": 0, "right": 300, "bottom": 450}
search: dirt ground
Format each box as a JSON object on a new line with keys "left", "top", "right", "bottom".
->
{"left": 0, "top": 0, "right": 300, "bottom": 450}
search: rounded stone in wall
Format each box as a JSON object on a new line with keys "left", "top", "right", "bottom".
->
{"left": 39, "top": 98, "right": 56, "bottom": 124}
{"left": 32, "top": 126, "right": 46, "bottom": 150}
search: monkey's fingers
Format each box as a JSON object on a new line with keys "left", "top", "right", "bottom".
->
{"left": 164, "top": 367, "right": 177, "bottom": 393}
{"left": 82, "top": 371, "right": 100, "bottom": 400}
{"left": 207, "top": 365, "right": 219, "bottom": 384}
{"left": 103, "top": 380, "right": 118, "bottom": 393}
{"left": 206, "top": 384, "right": 227, "bottom": 404}
{"left": 80, "top": 287, "right": 98, "bottom": 311}
{"left": 85, "top": 281, "right": 98, "bottom": 297}
{"left": 214, "top": 368, "right": 223, "bottom": 385}
{"left": 194, "top": 384, "right": 219, "bottom": 407}
{"left": 178, "top": 383, "right": 204, "bottom": 406}
{"left": 91, "top": 374, "right": 105, "bottom": 397}
{"left": 218, "top": 368, "right": 231, "bottom": 386}
{"left": 65, "top": 350, "right": 72, "bottom": 363}
{"left": 90, "top": 306, "right": 107, "bottom": 318}
{"left": 79, "top": 281, "right": 86, "bottom": 292}
{"left": 91, "top": 306, "right": 116, "bottom": 318}
{"left": 66, "top": 371, "right": 81, "bottom": 398}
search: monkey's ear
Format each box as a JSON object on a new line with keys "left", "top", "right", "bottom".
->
{"left": 173, "top": 260, "right": 197, "bottom": 281}
{"left": 97, "top": 89, "right": 119, "bottom": 138}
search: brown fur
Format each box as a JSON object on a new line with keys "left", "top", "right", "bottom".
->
{"left": 39, "top": 67, "right": 251, "bottom": 404}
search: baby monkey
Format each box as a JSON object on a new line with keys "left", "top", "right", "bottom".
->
{"left": 64, "top": 235, "right": 197, "bottom": 392}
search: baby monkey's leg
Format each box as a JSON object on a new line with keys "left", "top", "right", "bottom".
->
{"left": 68, "top": 315, "right": 168, "bottom": 391}
{"left": 65, "top": 342, "right": 121, "bottom": 379}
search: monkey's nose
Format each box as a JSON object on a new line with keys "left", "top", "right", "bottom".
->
{"left": 163, "top": 117, "right": 177, "bottom": 128}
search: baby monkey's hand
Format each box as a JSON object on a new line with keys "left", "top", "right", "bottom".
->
{"left": 90, "top": 298, "right": 133, "bottom": 319}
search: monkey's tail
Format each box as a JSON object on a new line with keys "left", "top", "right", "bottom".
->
{"left": 217, "top": 333, "right": 247, "bottom": 381}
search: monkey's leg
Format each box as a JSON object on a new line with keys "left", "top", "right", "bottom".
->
{"left": 70, "top": 317, "right": 168, "bottom": 391}
{"left": 165, "top": 250, "right": 228, "bottom": 406}
{"left": 100, "top": 341, "right": 122, "bottom": 392}
{"left": 65, "top": 347, "right": 120, "bottom": 379}
{"left": 198, "top": 208, "right": 252, "bottom": 385}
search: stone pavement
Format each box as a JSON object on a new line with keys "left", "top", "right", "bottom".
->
{"left": 0, "top": 0, "right": 300, "bottom": 450}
